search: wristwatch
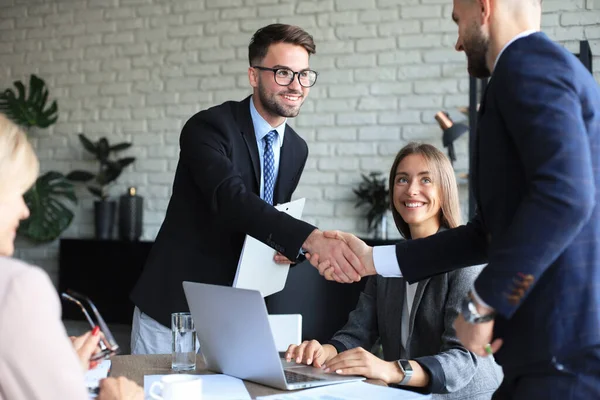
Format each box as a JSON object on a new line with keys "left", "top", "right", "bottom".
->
{"left": 396, "top": 359, "right": 413, "bottom": 385}
{"left": 461, "top": 294, "right": 496, "bottom": 324}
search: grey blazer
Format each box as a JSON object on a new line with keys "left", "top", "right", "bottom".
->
{"left": 329, "top": 265, "right": 503, "bottom": 399}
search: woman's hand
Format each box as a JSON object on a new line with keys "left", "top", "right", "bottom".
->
{"left": 70, "top": 327, "right": 102, "bottom": 371}
{"left": 97, "top": 376, "right": 144, "bottom": 400}
{"left": 285, "top": 340, "right": 337, "bottom": 368}
{"left": 323, "top": 347, "right": 404, "bottom": 385}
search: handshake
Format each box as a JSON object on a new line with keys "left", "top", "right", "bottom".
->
{"left": 275, "top": 230, "right": 377, "bottom": 283}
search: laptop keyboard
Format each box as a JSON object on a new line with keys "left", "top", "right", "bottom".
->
{"left": 284, "top": 370, "right": 326, "bottom": 383}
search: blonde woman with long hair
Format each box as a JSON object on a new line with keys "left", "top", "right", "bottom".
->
{"left": 285, "top": 143, "right": 502, "bottom": 399}
{"left": 0, "top": 114, "right": 142, "bottom": 400}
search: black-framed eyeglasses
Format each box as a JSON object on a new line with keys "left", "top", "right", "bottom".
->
{"left": 61, "top": 290, "right": 120, "bottom": 361}
{"left": 252, "top": 66, "right": 318, "bottom": 88}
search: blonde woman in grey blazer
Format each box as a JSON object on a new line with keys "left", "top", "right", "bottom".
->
{"left": 286, "top": 143, "right": 502, "bottom": 399}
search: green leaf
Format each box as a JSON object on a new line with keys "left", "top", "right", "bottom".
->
{"left": 353, "top": 170, "right": 389, "bottom": 234}
{"left": 110, "top": 142, "right": 132, "bottom": 152}
{"left": 78, "top": 133, "right": 97, "bottom": 155}
{"left": 118, "top": 157, "right": 135, "bottom": 168}
{"left": 17, "top": 171, "right": 76, "bottom": 243}
{"left": 96, "top": 161, "right": 122, "bottom": 186}
{"left": 66, "top": 170, "right": 95, "bottom": 182}
{"left": 96, "top": 138, "right": 109, "bottom": 162}
{"left": 0, "top": 74, "right": 58, "bottom": 128}
{"left": 87, "top": 186, "right": 104, "bottom": 199}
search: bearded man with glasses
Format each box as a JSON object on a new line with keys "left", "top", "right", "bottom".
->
{"left": 130, "top": 23, "right": 366, "bottom": 355}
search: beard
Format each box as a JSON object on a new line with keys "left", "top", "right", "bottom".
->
{"left": 257, "top": 79, "right": 304, "bottom": 119}
{"left": 464, "top": 22, "right": 491, "bottom": 78}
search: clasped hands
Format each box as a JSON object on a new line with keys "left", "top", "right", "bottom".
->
{"left": 275, "top": 229, "right": 376, "bottom": 283}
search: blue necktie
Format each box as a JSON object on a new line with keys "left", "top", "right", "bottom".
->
{"left": 263, "top": 130, "right": 277, "bottom": 205}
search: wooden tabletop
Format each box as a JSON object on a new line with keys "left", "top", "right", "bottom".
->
{"left": 110, "top": 354, "right": 385, "bottom": 398}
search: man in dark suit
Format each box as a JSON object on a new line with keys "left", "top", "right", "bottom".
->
{"left": 130, "top": 24, "right": 363, "bottom": 354}
{"left": 309, "top": 0, "right": 600, "bottom": 397}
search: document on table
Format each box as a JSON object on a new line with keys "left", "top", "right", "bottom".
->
{"left": 144, "top": 374, "right": 251, "bottom": 400}
{"left": 85, "top": 360, "right": 111, "bottom": 399}
{"left": 233, "top": 197, "right": 306, "bottom": 297}
{"left": 256, "top": 381, "right": 431, "bottom": 400}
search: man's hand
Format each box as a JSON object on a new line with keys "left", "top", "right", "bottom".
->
{"left": 307, "top": 230, "right": 376, "bottom": 283}
{"left": 322, "top": 347, "right": 404, "bottom": 385}
{"left": 285, "top": 340, "right": 337, "bottom": 368}
{"left": 453, "top": 298, "right": 503, "bottom": 357}
{"left": 273, "top": 252, "right": 293, "bottom": 264}
{"left": 302, "top": 230, "right": 365, "bottom": 283}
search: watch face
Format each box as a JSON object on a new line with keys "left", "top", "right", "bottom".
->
{"left": 399, "top": 359, "right": 412, "bottom": 372}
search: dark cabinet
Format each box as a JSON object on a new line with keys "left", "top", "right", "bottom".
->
{"left": 58, "top": 239, "right": 153, "bottom": 325}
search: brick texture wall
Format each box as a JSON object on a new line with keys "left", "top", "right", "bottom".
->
{"left": 1, "top": 0, "right": 598, "bottom": 283}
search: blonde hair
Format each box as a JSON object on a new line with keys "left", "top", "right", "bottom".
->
{"left": 0, "top": 113, "right": 39, "bottom": 195}
{"left": 388, "top": 142, "right": 461, "bottom": 239}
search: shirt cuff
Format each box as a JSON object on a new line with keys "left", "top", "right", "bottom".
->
{"left": 412, "top": 356, "right": 444, "bottom": 393}
{"left": 373, "top": 245, "right": 403, "bottom": 277}
{"left": 471, "top": 285, "right": 493, "bottom": 310}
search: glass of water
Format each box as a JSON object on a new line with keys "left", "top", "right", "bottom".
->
{"left": 171, "top": 312, "right": 197, "bottom": 371}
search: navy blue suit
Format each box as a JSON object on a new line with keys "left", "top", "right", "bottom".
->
{"left": 395, "top": 32, "right": 600, "bottom": 397}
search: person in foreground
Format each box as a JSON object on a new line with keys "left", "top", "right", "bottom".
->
{"left": 0, "top": 114, "right": 142, "bottom": 400}
{"left": 307, "top": 0, "right": 600, "bottom": 397}
{"left": 130, "top": 23, "right": 364, "bottom": 354}
{"left": 285, "top": 143, "right": 502, "bottom": 398}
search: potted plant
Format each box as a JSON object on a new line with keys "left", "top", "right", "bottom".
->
{"left": 0, "top": 74, "right": 78, "bottom": 243}
{"left": 67, "top": 134, "right": 135, "bottom": 239}
{"left": 353, "top": 171, "right": 390, "bottom": 239}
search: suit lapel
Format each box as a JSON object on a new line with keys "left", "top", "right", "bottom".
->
{"left": 239, "top": 96, "right": 261, "bottom": 189}
{"left": 472, "top": 81, "right": 491, "bottom": 214}
{"left": 274, "top": 126, "right": 296, "bottom": 205}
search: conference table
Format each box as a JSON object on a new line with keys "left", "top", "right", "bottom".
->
{"left": 109, "top": 354, "right": 386, "bottom": 398}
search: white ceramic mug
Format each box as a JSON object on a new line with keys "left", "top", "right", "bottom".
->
{"left": 148, "top": 375, "right": 202, "bottom": 400}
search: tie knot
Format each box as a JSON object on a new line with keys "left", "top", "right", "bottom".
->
{"left": 263, "top": 130, "right": 277, "bottom": 146}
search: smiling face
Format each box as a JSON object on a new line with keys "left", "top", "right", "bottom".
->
{"left": 0, "top": 114, "right": 38, "bottom": 257}
{"left": 392, "top": 154, "right": 442, "bottom": 238}
{"left": 249, "top": 42, "right": 311, "bottom": 126}
{"left": 0, "top": 185, "right": 30, "bottom": 257}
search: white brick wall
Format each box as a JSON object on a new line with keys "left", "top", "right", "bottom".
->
{"left": 1, "top": 0, "right": 598, "bottom": 283}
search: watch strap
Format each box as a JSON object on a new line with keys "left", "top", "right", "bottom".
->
{"left": 396, "top": 359, "right": 413, "bottom": 385}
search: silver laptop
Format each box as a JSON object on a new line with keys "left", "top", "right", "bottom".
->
{"left": 182, "top": 281, "right": 365, "bottom": 390}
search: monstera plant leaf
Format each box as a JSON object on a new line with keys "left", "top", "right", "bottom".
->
{"left": 0, "top": 74, "right": 58, "bottom": 128}
{"left": 18, "top": 171, "right": 77, "bottom": 243}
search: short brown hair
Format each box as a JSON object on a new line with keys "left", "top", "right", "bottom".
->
{"left": 388, "top": 142, "right": 461, "bottom": 239}
{"left": 248, "top": 24, "right": 316, "bottom": 66}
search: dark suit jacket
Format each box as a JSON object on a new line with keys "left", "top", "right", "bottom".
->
{"left": 395, "top": 32, "right": 600, "bottom": 368}
{"left": 131, "top": 96, "right": 316, "bottom": 327}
